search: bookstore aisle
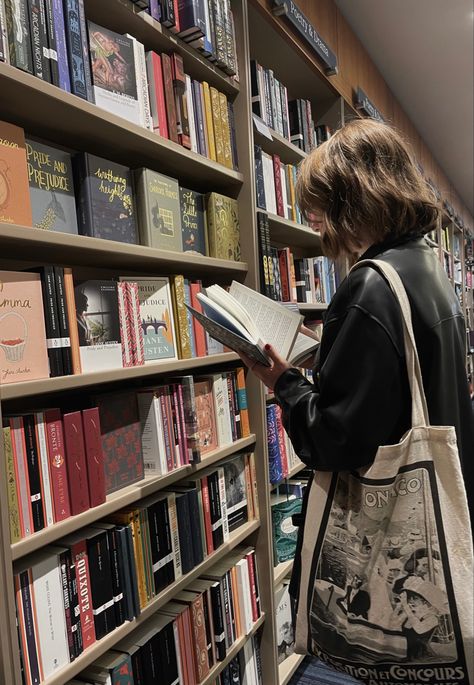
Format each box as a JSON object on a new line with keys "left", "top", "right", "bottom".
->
{"left": 0, "top": 0, "right": 472, "bottom": 684}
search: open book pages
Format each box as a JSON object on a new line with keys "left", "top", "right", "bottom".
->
{"left": 289, "top": 333, "right": 319, "bottom": 366}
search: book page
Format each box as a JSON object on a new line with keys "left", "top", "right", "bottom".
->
{"left": 289, "top": 334, "right": 319, "bottom": 366}
{"left": 229, "top": 282, "right": 302, "bottom": 359}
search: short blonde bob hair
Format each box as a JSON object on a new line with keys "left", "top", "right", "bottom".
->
{"left": 296, "top": 119, "right": 440, "bottom": 259}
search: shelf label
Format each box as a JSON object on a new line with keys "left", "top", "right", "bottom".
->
{"left": 272, "top": 0, "right": 338, "bottom": 75}
{"left": 252, "top": 114, "right": 273, "bottom": 140}
{"left": 354, "top": 88, "right": 384, "bottom": 123}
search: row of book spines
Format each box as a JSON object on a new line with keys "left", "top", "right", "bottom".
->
{"left": 266, "top": 403, "right": 301, "bottom": 485}
{"left": 254, "top": 146, "right": 303, "bottom": 223}
{"left": 3, "top": 407, "right": 105, "bottom": 544}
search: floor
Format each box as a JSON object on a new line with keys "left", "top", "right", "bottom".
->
{"left": 288, "top": 657, "right": 361, "bottom": 684}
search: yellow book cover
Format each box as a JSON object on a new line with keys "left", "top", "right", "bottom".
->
{"left": 171, "top": 275, "right": 192, "bottom": 359}
{"left": 287, "top": 164, "right": 297, "bottom": 222}
{"left": 202, "top": 82, "right": 217, "bottom": 161}
{"left": 3, "top": 427, "right": 21, "bottom": 543}
{"left": 210, "top": 87, "right": 225, "bottom": 166}
{"left": 219, "top": 92, "right": 232, "bottom": 169}
{"left": 206, "top": 193, "right": 241, "bottom": 261}
{"left": 139, "top": 508, "right": 154, "bottom": 603}
{"left": 230, "top": 565, "right": 242, "bottom": 638}
{"left": 108, "top": 509, "right": 147, "bottom": 608}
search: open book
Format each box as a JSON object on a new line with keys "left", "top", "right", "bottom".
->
{"left": 186, "top": 281, "right": 319, "bottom": 367}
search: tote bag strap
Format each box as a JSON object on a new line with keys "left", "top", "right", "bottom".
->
{"left": 351, "top": 258, "right": 430, "bottom": 428}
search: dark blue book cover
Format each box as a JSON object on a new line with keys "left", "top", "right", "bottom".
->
{"left": 77, "top": 0, "right": 94, "bottom": 102}
{"left": 44, "top": 0, "right": 60, "bottom": 86}
{"left": 178, "top": 0, "right": 205, "bottom": 39}
{"left": 179, "top": 186, "right": 207, "bottom": 255}
{"left": 62, "top": 0, "right": 87, "bottom": 99}
{"left": 73, "top": 152, "right": 138, "bottom": 244}
{"left": 254, "top": 144, "right": 266, "bottom": 210}
{"left": 266, "top": 404, "right": 283, "bottom": 484}
{"left": 27, "top": 0, "right": 51, "bottom": 81}
{"left": 192, "top": 78, "right": 206, "bottom": 155}
{"left": 52, "top": 0, "right": 71, "bottom": 91}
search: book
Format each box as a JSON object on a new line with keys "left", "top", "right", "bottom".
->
{"left": 146, "top": 50, "right": 168, "bottom": 138}
{"left": 4, "top": 0, "right": 33, "bottom": 72}
{"left": 0, "top": 120, "right": 33, "bottom": 226}
{"left": 275, "top": 581, "right": 295, "bottom": 664}
{"left": 161, "top": 51, "right": 179, "bottom": 143}
{"left": 2, "top": 426, "right": 21, "bottom": 542}
{"left": 50, "top": 0, "right": 70, "bottom": 91}
{"left": 85, "top": 527, "right": 116, "bottom": 640}
{"left": 171, "top": 52, "right": 191, "bottom": 149}
{"left": 134, "top": 168, "right": 183, "bottom": 252}
{"left": 194, "top": 377, "right": 218, "bottom": 453}
{"left": 63, "top": 411, "right": 90, "bottom": 516}
{"left": 0, "top": 0, "right": 8, "bottom": 63}
{"left": 189, "top": 281, "right": 208, "bottom": 357}
{"left": 82, "top": 407, "right": 106, "bottom": 508}
{"left": 73, "top": 279, "right": 123, "bottom": 373}
{"left": 186, "top": 280, "right": 319, "bottom": 368}
{"left": 267, "top": 404, "right": 283, "bottom": 484}
{"left": 206, "top": 192, "right": 240, "bottom": 261}
{"left": 73, "top": 152, "right": 137, "bottom": 244}
{"left": 179, "top": 187, "right": 207, "bottom": 255}
{"left": 62, "top": 0, "right": 87, "bottom": 99}
{"left": 95, "top": 390, "right": 144, "bottom": 494}
{"left": 222, "top": 454, "right": 248, "bottom": 532}
{"left": 28, "top": 0, "right": 51, "bottom": 81}
{"left": 271, "top": 494, "right": 301, "bottom": 564}
{"left": 126, "top": 33, "right": 152, "bottom": 130}
{"left": 33, "top": 412, "right": 54, "bottom": 528}
{"left": 88, "top": 22, "right": 141, "bottom": 125}
{"left": 44, "top": 408, "right": 71, "bottom": 522}
{"left": 120, "top": 276, "right": 177, "bottom": 363}
{"left": 171, "top": 274, "right": 192, "bottom": 359}
{"left": 35, "top": 266, "right": 63, "bottom": 377}
{"left": 26, "top": 138, "right": 78, "bottom": 233}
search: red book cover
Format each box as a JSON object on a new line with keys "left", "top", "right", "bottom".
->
{"left": 44, "top": 409, "right": 71, "bottom": 522}
{"left": 273, "top": 154, "right": 285, "bottom": 217}
{"left": 274, "top": 405, "right": 289, "bottom": 478}
{"left": 189, "top": 281, "right": 207, "bottom": 357}
{"left": 161, "top": 52, "right": 179, "bottom": 144}
{"left": 171, "top": 384, "right": 186, "bottom": 467}
{"left": 158, "top": 387, "right": 176, "bottom": 471}
{"left": 245, "top": 551, "right": 259, "bottom": 622}
{"left": 82, "top": 408, "right": 106, "bottom": 508}
{"left": 182, "top": 605, "right": 197, "bottom": 683}
{"left": 200, "top": 475, "right": 214, "bottom": 555}
{"left": 146, "top": 51, "right": 169, "bottom": 139}
{"left": 171, "top": 52, "right": 191, "bottom": 149}
{"left": 9, "top": 417, "right": 33, "bottom": 538}
{"left": 63, "top": 411, "right": 90, "bottom": 516}
{"left": 278, "top": 248, "right": 291, "bottom": 302}
{"left": 71, "top": 537, "right": 96, "bottom": 650}
{"left": 176, "top": 382, "right": 190, "bottom": 465}
{"left": 191, "top": 594, "right": 210, "bottom": 680}
{"left": 170, "top": 0, "right": 180, "bottom": 32}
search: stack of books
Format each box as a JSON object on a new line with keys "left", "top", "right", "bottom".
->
{"left": 266, "top": 402, "right": 302, "bottom": 485}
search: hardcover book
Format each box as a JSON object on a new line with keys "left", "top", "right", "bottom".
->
{"left": 2, "top": 426, "right": 21, "bottom": 543}
{"left": 206, "top": 192, "right": 240, "bottom": 261}
{"left": 82, "top": 407, "right": 106, "bottom": 508}
{"left": 134, "top": 168, "right": 183, "bottom": 252}
{"left": 28, "top": 0, "right": 51, "bottom": 81}
{"left": 0, "top": 270, "right": 49, "bottom": 385}
{"left": 267, "top": 403, "right": 283, "bottom": 484}
{"left": 63, "top": 411, "right": 90, "bottom": 516}
{"left": 4, "top": 0, "right": 32, "bottom": 72}
{"left": 88, "top": 21, "right": 141, "bottom": 125}
{"left": 171, "top": 274, "right": 192, "bottom": 359}
{"left": 146, "top": 50, "right": 168, "bottom": 137}
{"left": 62, "top": 0, "right": 87, "bottom": 99}
{"left": 95, "top": 390, "right": 144, "bottom": 494}
{"left": 26, "top": 139, "right": 78, "bottom": 233}
{"left": 222, "top": 454, "right": 248, "bottom": 532}
{"left": 120, "top": 276, "right": 177, "bottom": 362}
{"left": 275, "top": 580, "right": 295, "bottom": 664}
{"left": 194, "top": 377, "right": 218, "bottom": 453}
{"left": 271, "top": 494, "right": 301, "bottom": 564}
{"left": 179, "top": 187, "right": 207, "bottom": 255}
{"left": 74, "top": 279, "right": 123, "bottom": 373}
{"left": 73, "top": 152, "right": 137, "bottom": 244}
{"left": 0, "top": 120, "right": 32, "bottom": 226}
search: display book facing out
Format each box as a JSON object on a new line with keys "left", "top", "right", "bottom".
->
{"left": 187, "top": 280, "right": 319, "bottom": 367}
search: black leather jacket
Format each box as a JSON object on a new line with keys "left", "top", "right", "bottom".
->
{"left": 275, "top": 235, "right": 474, "bottom": 540}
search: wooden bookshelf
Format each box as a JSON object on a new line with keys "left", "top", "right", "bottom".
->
{"left": 265, "top": 212, "right": 322, "bottom": 248}
{"left": 273, "top": 559, "right": 293, "bottom": 586}
{"left": 279, "top": 653, "right": 305, "bottom": 685}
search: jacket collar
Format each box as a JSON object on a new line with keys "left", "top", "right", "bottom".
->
{"left": 358, "top": 232, "right": 424, "bottom": 262}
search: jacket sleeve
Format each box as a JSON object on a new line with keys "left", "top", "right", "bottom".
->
{"left": 274, "top": 306, "right": 410, "bottom": 471}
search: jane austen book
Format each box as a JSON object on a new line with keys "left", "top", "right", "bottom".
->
{"left": 120, "top": 276, "right": 177, "bottom": 363}
{"left": 88, "top": 21, "right": 141, "bottom": 126}
{"left": 26, "top": 139, "right": 78, "bottom": 233}
{"left": 0, "top": 271, "right": 49, "bottom": 385}
{"left": 206, "top": 192, "right": 240, "bottom": 261}
{"left": 134, "top": 168, "right": 183, "bottom": 252}
{"left": 73, "top": 279, "right": 123, "bottom": 373}
{"left": 0, "top": 120, "right": 32, "bottom": 226}
{"left": 179, "top": 187, "right": 207, "bottom": 255}
{"left": 73, "top": 152, "right": 137, "bottom": 244}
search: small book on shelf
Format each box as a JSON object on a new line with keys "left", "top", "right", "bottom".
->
{"left": 186, "top": 281, "right": 318, "bottom": 367}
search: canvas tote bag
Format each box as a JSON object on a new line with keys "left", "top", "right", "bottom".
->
{"left": 294, "top": 259, "right": 474, "bottom": 685}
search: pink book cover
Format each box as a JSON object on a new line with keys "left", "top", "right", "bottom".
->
{"left": 0, "top": 271, "right": 49, "bottom": 385}
{"left": 194, "top": 378, "right": 218, "bottom": 454}
{"left": 117, "top": 281, "right": 134, "bottom": 368}
{"left": 127, "top": 281, "right": 145, "bottom": 366}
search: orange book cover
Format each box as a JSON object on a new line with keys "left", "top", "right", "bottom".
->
{"left": 236, "top": 367, "right": 250, "bottom": 437}
{"left": 0, "top": 120, "right": 32, "bottom": 226}
{"left": 0, "top": 271, "right": 49, "bottom": 384}
{"left": 230, "top": 565, "right": 242, "bottom": 638}
{"left": 63, "top": 268, "right": 81, "bottom": 375}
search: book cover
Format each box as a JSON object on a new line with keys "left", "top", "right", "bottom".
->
{"left": 88, "top": 22, "right": 141, "bottom": 125}
{"left": 95, "top": 390, "right": 144, "bottom": 494}
{"left": 0, "top": 120, "right": 32, "bottom": 226}
{"left": 44, "top": 408, "right": 71, "bottom": 521}
{"left": 171, "top": 52, "right": 191, "bottom": 149}
{"left": 35, "top": 265, "right": 63, "bottom": 377}
{"left": 205, "top": 192, "right": 240, "bottom": 261}
{"left": 219, "top": 91, "right": 232, "bottom": 169}
{"left": 179, "top": 187, "right": 207, "bottom": 255}
{"left": 4, "top": 0, "right": 32, "bottom": 72}
{"left": 85, "top": 528, "right": 116, "bottom": 640}
{"left": 161, "top": 51, "right": 179, "bottom": 144}
{"left": 51, "top": 0, "right": 70, "bottom": 91}
{"left": 210, "top": 86, "right": 225, "bottom": 166}
{"left": 62, "top": 0, "right": 87, "bottom": 99}
{"left": 189, "top": 281, "right": 207, "bottom": 357}
{"left": 2, "top": 426, "right": 21, "bottom": 543}
{"left": 266, "top": 404, "right": 283, "bottom": 484}
{"left": 275, "top": 581, "right": 295, "bottom": 663}
{"left": 34, "top": 412, "right": 54, "bottom": 528}
{"left": 171, "top": 274, "right": 192, "bottom": 359}
{"left": 27, "top": 0, "right": 51, "bottom": 81}
{"left": 194, "top": 378, "right": 218, "bottom": 453}
{"left": 63, "top": 411, "right": 90, "bottom": 515}
{"left": 26, "top": 138, "right": 78, "bottom": 233}
{"left": 120, "top": 276, "right": 177, "bottom": 362}
{"left": 271, "top": 494, "right": 302, "bottom": 564}
{"left": 134, "top": 168, "right": 183, "bottom": 251}
{"left": 73, "top": 152, "right": 137, "bottom": 244}
{"left": 146, "top": 50, "right": 169, "bottom": 137}
{"left": 0, "top": 270, "right": 49, "bottom": 385}
{"left": 82, "top": 407, "right": 106, "bottom": 508}
{"left": 222, "top": 454, "right": 248, "bottom": 532}
{"left": 74, "top": 279, "right": 123, "bottom": 373}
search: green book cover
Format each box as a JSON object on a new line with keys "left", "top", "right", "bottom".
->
{"left": 2, "top": 427, "right": 21, "bottom": 544}
{"left": 135, "top": 168, "right": 183, "bottom": 252}
{"left": 271, "top": 495, "right": 302, "bottom": 565}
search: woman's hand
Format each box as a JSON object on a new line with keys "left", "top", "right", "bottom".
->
{"left": 238, "top": 344, "right": 292, "bottom": 391}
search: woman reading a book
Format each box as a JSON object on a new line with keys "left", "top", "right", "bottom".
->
{"left": 238, "top": 119, "right": 474, "bottom": 587}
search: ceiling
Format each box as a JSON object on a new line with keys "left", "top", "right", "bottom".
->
{"left": 335, "top": 0, "right": 474, "bottom": 216}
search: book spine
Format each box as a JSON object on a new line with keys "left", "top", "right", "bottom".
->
{"left": 217, "top": 466, "right": 229, "bottom": 542}
{"left": 124, "top": 524, "right": 141, "bottom": 617}
{"left": 159, "top": 389, "right": 175, "bottom": 472}
{"left": 219, "top": 91, "right": 232, "bottom": 169}
{"left": 63, "top": 411, "right": 90, "bottom": 515}
{"left": 23, "top": 414, "right": 45, "bottom": 533}
{"left": 272, "top": 154, "right": 284, "bottom": 217}
{"left": 115, "top": 527, "right": 134, "bottom": 622}
{"left": 189, "top": 281, "right": 208, "bottom": 357}
{"left": 43, "top": 0, "right": 59, "bottom": 85}
{"left": 117, "top": 281, "right": 134, "bottom": 368}
{"left": 149, "top": 0, "right": 160, "bottom": 19}
{"left": 4, "top": 0, "right": 33, "bottom": 72}
{"left": 178, "top": 0, "right": 205, "bottom": 39}
{"left": 185, "top": 73, "right": 198, "bottom": 152}
{"left": 38, "top": 266, "right": 62, "bottom": 376}
{"left": 161, "top": 51, "right": 179, "bottom": 143}
{"left": 53, "top": 266, "right": 73, "bottom": 376}
{"left": 222, "top": 1, "right": 235, "bottom": 75}
{"left": 250, "top": 60, "right": 261, "bottom": 117}
{"left": 134, "top": 37, "right": 152, "bottom": 129}
{"left": 81, "top": 407, "right": 106, "bottom": 508}
{"left": 208, "top": 471, "right": 223, "bottom": 549}
{"left": 249, "top": 452, "right": 259, "bottom": 520}
{"left": 171, "top": 384, "right": 185, "bottom": 466}
{"left": 200, "top": 475, "right": 214, "bottom": 554}
{"left": 147, "top": 501, "right": 169, "bottom": 593}
{"left": 202, "top": 81, "right": 216, "bottom": 161}
{"left": 16, "top": 569, "right": 42, "bottom": 685}
{"left": 147, "top": 51, "right": 168, "bottom": 138}
{"left": 175, "top": 492, "right": 194, "bottom": 574}
{"left": 28, "top": 0, "right": 51, "bottom": 81}
{"left": 160, "top": 0, "right": 175, "bottom": 27}
{"left": 266, "top": 405, "right": 283, "bottom": 483}
{"left": 62, "top": 0, "right": 87, "bottom": 99}
{"left": 62, "top": 267, "right": 81, "bottom": 374}
{"left": 211, "top": 0, "right": 225, "bottom": 66}
{"left": 229, "top": 371, "right": 241, "bottom": 439}
{"left": 210, "top": 582, "right": 226, "bottom": 661}
{"left": 256, "top": 211, "right": 270, "bottom": 297}
{"left": 192, "top": 595, "right": 210, "bottom": 680}
{"left": 87, "top": 532, "right": 116, "bottom": 640}
{"left": 172, "top": 275, "right": 192, "bottom": 359}
{"left": 34, "top": 413, "right": 54, "bottom": 527}
{"left": 44, "top": 408, "right": 71, "bottom": 521}
{"left": 181, "top": 375, "right": 201, "bottom": 463}
{"left": 192, "top": 79, "right": 206, "bottom": 156}
{"left": 106, "top": 528, "right": 125, "bottom": 627}
{"left": 76, "top": 0, "right": 93, "bottom": 101}
{"left": 0, "top": 0, "right": 9, "bottom": 63}
{"left": 254, "top": 145, "right": 266, "bottom": 210}
{"left": 183, "top": 279, "right": 196, "bottom": 357}
{"left": 166, "top": 492, "right": 183, "bottom": 580}
{"left": 172, "top": 54, "right": 191, "bottom": 149}
{"left": 210, "top": 85, "right": 225, "bottom": 166}
{"left": 198, "top": 82, "right": 209, "bottom": 156}
{"left": 3, "top": 427, "right": 21, "bottom": 543}
{"left": 235, "top": 368, "right": 250, "bottom": 437}
{"left": 127, "top": 281, "right": 145, "bottom": 365}
{"left": 72, "top": 539, "right": 96, "bottom": 649}
{"left": 51, "top": 0, "right": 70, "bottom": 91}
{"left": 275, "top": 404, "right": 289, "bottom": 477}
{"left": 228, "top": 101, "right": 239, "bottom": 171}
{"left": 10, "top": 418, "right": 33, "bottom": 537}
{"left": 263, "top": 212, "right": 275, "bottom": 300}
{"left": 176, "top": 383, "right": 189, "bottom": 465}
{"left": 58, "top": 550, "right": 76, "bottom": 661}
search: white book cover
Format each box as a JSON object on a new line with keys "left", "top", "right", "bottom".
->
{"left": 242, "top": 638, "right": 258, "bottom": 685}
{"left": 221, "top": 375, "right": 234, "bottom": 445}
{"left": 167, "top": 492, "right": 182, "bottom": 579}
{"left": 30, "top": 552, "right": 70, "bottom": 677}
{"left": 275, "top": 581, "right": 295, "bottom": 664}
{"left": 261, "top": 151, "right": 277, "bottom": 214}
{"left": 126, "top": 34, "right": 152, "bottom": 130}
{"left": 217, "top": 466, "right": 230, "bottom": 542}
{"left": 137, "top": 392, "right": 166, "bottom": 474}
{"left": 89, "top": 23, "right": 142, "bottom": 127}
{"left": 34, "top": 413, "right": 54, "bottom": 527}
{"left": 185, "top": 74, "right": 198, "bottom": 153}
{"left": 236, "top": 558, "right": 253, "bottom": 634}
